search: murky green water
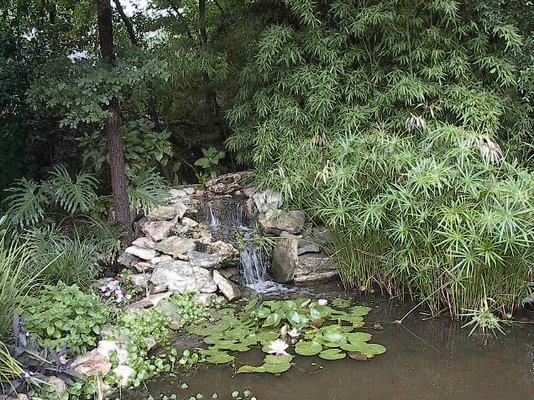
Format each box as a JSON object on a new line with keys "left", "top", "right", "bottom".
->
{"left": 126, "top": 282, "right": 534, "bottom": 400}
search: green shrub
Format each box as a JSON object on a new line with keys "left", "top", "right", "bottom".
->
{"left": 24, "top": 283, "right": 110, "bottom": 354}
{"left": 0, "top": 236, "right": 38, "bottom": 339}
{"left": 228, "top": 0, "right": 534, "bottom": 317}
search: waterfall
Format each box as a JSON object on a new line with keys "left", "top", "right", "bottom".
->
{"left": 205, "top": 195, "right": 290, "bottom": 294}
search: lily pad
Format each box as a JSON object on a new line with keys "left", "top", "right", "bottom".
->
{"left": 360, "top": 343, "right": 387, "bottom": 358}
{"left": 319, "top": 349, "right": 346, "bottom": 360}
{"left": 295, "top": 340, "right": 322, "bottom": 356}
{"left": 346, "top": 332, "right": 372, "bottom": 343}
{"left": 350, "top": 306, "right": 372, "bottom": 316}
{"left": 332, "top": 298, "right": 351, "bottom": 308}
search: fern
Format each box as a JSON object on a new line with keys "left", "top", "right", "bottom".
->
{"left": 128, "top": 168, "right": 169, "bottom": 215}
{"left": 4, "top": 178, "right": 49, "bottom": 227}
{"left": 47, "top": 165, "right": 99, "bottom": 214}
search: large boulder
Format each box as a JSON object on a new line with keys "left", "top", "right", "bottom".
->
{"left": 155, "top": 236, "right": 196, "bottom": 260}
{"left": 293, "top": 253, "right": 338, "bottom": 283}
{"left": 142, "top": 220, "right": 175, "bottom": 242}
{"left": 259, "top": 210, "right": 306, "bottom": 235}
{"left": 252, "top": 189, "right": 282, "bottom": 213}
{"left": 270, "top": 232, "right": 299, "bottom": 283}
{"left": 213, "top": 270, "right": 241, "bottom": 301}
{"left": 150, "top": 260, "right": 217, "bottom": 293}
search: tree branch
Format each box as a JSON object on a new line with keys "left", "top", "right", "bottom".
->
{"left": 112, "top": 0, "right": 138, "bottom": 45}
{"left": 167, "top": 0, "right": 198, "bottom": 45}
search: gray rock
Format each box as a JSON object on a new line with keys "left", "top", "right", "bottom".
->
{"left": 147, "top": 205, "right": 177, "bottom": 221}
{"left": 132, "top": 261, "right": 153, "bottom": 272}
{"left": 151, "top": 255, "right": 173, "bottom": 265}
{"left": 252, "top": 189, "right": 282, "bottom": 213}
{"left": 117, "top": 252, "right": 139, "bottom": 268}
{"left": 293, "top": 253, "right": 338, "bottom": 283}
{"left": 71, "top": 350, "right": 111, "bottom": 377}
{"left": 143, "top": 219, "right": 175, "bottom": 241}
{"left": 131, "top": 273, "right": 150, "bottom": 288}
{"left": 150, "top": 260, "right": 217, "bottom": 293}
{"left": 213, "top": 270, "right": 241, "bottom": 301}
{"left": 188, "top": 250, "right": 222, "bottom": 269}
{"left": 204, "top": 171, "right": 253, "bottom": 195}
{"left": 127, "top": 292, "right": 173, "bottom": 311}
{"left": 47, "top": 376, "right": 68, "bottom": 395}
{"left": 169, "top": 188, "right": 188, "bottom": 198}
{"left": 271, "top": 232, "right": 299, "bottom": 283}
{"left": 182, "top": 217, "right": 199, "bottom": 227}
{"left": 297, "top": 238, "right": 321, "bottom": 255}
{"left": 183, "top": 187, "right": 196, "bottom": 195}
{"left": 155, "top": 236, "right": 196, "bottom": 260}
{"left": 259, "top": 210, "right": 306, "bottom": 234}
{"left": 154, "top": 299, "right": 182, "bottom": 330}
{"left": 124, "top": 245, "right": 156, "bottom": 261}
{"left": 219, "top": 267, "right": 239, "bottom": 281}
{"left": 206, "top": 240, "right": 239, "bottom": 265}
{"left": 132, "top": 237, "right": 156, "bottom": 249}
{"left": 196, "top": 293, "right": 219, "bottom": 307}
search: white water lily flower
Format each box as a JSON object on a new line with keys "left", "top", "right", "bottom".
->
{"left": 318, "top": 299, "right": 328, "bottom": 306}
{"left": 288, "top": 328, "right": 300, "bottom": 339}
{"left": 267, "top": 339, "right": 289, "bottom": 356}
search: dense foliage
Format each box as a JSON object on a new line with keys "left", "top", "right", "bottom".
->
{"left": 228, "top": 0, "right": 534, "bottom": 316}
{"left": 24, "top": 283, "right": 110, "bottom": 354}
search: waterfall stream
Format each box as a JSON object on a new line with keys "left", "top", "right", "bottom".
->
{"left": 205, "top": 196, "right": 288, "bottom": 294}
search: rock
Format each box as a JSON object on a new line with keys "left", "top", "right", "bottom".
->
{"left": 154, "top": 299, "right": 182, "bottom": 330}
{"left": 47, "top": 376, "right": 68, "bottom": 395}
{"left": 245, "top": 197, "right": 257, "bottom": 219}
{"left": 297, "top": 237, "right": 321, "bottom": 255}
{"left": 188, "top": 250, "right": 222, "bottom": 269}
{"left": 143, "top": 219, "right": 175, "bottom": 242}
{"left": 132, "top": 237, "right": 156, "bottom": 249}
{"left": 147, "top": 205, "right": 176, "bottom": 221}
{"left": 182, "top": 217, "right": 199, "bottom": 227}
{"left": 191, "top": 224, "right": 213, "bottom": 244}
{"left": 124, "top": 245, "right": 157, "bottom": 261}
{"left": 196, "top": 293, "right": 219, "bottom": 307}
{"left": 252, "top": 189, "right": 282, "bottom": 213}
{"left": 213, "top": 270, "right": 241, "bottom": 301}
{"left": 117, "top": 252, "right": 138, "bottom": 268}
{"left": 113, "top": 365, "right": 135, "bottom": 388}
{"left": 293, "top": 253, "right": 338, "bottom": 283}
{"left": 183, "top": 187, "right": 196, "bottom": 195}
{"left": 243, "top": 184, "right": 255, "bottom": 197}
{"left": 71, "top": 350, "right": 112, "bottom": 377}
{"left": 271, "top": 232, "right": 299, "bottom": 283}
{"left": 205, "top": 171, "right": 254, "bottom": 195}
{"left": 150, "top": 261, "right": 217, "bottom": 293}
{"left": 219, "top": 267, "right": 239, "bottom": 280}
{"left": 131, "top": 273, "right": 150, "bottom": 288}
{"left": 170, "top": 188, "right": 188, "bottom": 198}
{"left": 259, "top": 210, "right": 306, "bottom": 234}
{"left": 206, "top": 240, "right": 239, "bottom": 265}
{"left": 151, "top": 255, "right": 173, "bottom": 265}
{"left": 127, "top": 292, "right": 173, "bottom": 311}
{"left": 132, "top": 261, "right": 153, "bottom": 272}
{"left": 155, "top": 236, "right": 196, "bottom": 260}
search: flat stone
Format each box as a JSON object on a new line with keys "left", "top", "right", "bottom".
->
{"left": 213, "top": 270, "right": 241, "bottom": 301}
{"left": 182, "top": 217, "right": 199, "bottom": 227}
{"left": 143, "top": 220, "right": 175, "bottom": 242}
{"left": 132, "top": 237, "right": 156, "bottom": 249}
{"left": 151, "top": 255, "right": 173, "bottom": 265}
{"left": 271, "top": 232, "right": 299, "bottom": 283}
{"left": 293, "top": 253, "right": 338, "bottom": 283}
{"left": 259, "top": 210, "right": 306, "bottom": 234}
{"left": 183, "top": 187, "right": 196, "bottom": 195}
{"left": 204, "top": 171, "right": 253, "bottom": 195}
{"left": 297, "top": 239, "right": 320, "bottom": 255}
{"left": 71, "top": 350, "right": 111, "bottom": 377}
{"left": 124, "top": 245, "right": 157, "bottom": 261}
{"left": 252, "top": 189, "right": 282, "bottom": 213}
{"left": 188, "top": 250, "right": 222, "bottom": 269}
{"left": 155, "top": 236, "right": 196, "bottom": 259}
{"left": 170, "top": 188, "right": 188, "bottom": 198}
{"left": 206, "top": 240, "right": 239, "bottom": 265}
{"left": 150, "top": 260, "right": 217, "bottom": 293}
{"left": 127, "top": 292, "right": 173, "bottom": 311}
{"left": 147, "top": 205, "right": 177, "bottom": 221}
{"left": 113, "top": 365, "right": 135, "bottom": 388}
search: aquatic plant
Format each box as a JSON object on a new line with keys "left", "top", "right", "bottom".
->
{"left": 186, "top": 297, "right": 386, "bottom": 374}
{"left": 170, "top": 292, "right": 210, "bottom": 327}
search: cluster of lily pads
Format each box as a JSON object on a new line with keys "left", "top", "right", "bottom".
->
{"left": 186, "top": 297, "right": 386, "bottom": 373}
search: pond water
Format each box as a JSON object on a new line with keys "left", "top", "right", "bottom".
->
{"left": 126, "top": 282, "right": 534, "bottom": 400}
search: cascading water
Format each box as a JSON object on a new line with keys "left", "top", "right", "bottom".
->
{"left": 204, "top": 196, "right": 287, "bottom": 294}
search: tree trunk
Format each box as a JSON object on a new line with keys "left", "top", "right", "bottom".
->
{"left": 97, "top": 0, "right": 133, "bottom": 243}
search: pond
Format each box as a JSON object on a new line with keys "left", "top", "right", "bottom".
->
{"left": 125, "top": 282, "right": 534, "bottom": 400}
